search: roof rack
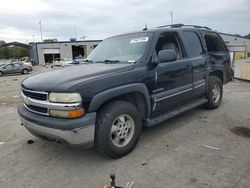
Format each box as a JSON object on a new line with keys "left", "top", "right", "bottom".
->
{"left": 156, "top": 24, "right": 212, "bottom": 30}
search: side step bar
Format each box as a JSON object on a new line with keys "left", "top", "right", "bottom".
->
{"left": 145, "top": 98, "right": 208, "bottom": 127}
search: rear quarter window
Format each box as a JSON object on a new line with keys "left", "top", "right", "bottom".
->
{"left": 204, "top": 33, "right": 226, "bottom": 52}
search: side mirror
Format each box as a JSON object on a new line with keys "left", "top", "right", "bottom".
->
{"left": 158, "top": 49, "right": 177, "bottom": 63}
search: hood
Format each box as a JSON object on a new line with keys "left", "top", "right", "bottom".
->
{"left": 22, "top": 63, "right": 134, "bottom": 92}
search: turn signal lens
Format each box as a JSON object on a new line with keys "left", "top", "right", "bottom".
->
{"left": 68, "top": 109, "right": 85, "bottom": 118}
{"left": 50, "top": 109, "right": 85, "bottom": 118}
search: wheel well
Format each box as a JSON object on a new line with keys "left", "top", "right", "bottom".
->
{"left": 210, "top": 70, "right": 223, "bottom": 83}
{"left": 97, "top": 92, "right": 148, "bottom": 120}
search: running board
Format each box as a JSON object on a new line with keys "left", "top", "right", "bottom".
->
{"left": 146, "top": 98, "right": 208, "bottom": 127}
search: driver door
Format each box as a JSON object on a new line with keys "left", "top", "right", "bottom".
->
{"left": 151, "top": 32, "right": 193, "bottom": 116}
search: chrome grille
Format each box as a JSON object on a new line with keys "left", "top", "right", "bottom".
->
{"left": 22, "top": 89, "right": 47, "bottom": 101}
{"left": 22, "top": 88, "right": 49, "bottom": 116}
{"left": 21, "top": 88, "right": 82, "bottom": 116}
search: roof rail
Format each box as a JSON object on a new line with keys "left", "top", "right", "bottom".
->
{"left": 156, "top": 24, "right": 184, "bottom": 28}
{"left": 156, "top": 24, "right": 212, "bottom": 30}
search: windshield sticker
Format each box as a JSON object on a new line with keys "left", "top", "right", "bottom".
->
{"left": 130, "top": 37, "right": 149, "bottom": 44}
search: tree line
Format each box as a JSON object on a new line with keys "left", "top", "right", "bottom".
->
{"left": 0, "top": 40, "right": 29, "bottom": 59}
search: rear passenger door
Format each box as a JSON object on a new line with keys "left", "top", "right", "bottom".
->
{"left": 13, "top": 63, "right": 22, "bottom": 73}
{"left": 182, "top": 30, "right": 207, "bottom": 97}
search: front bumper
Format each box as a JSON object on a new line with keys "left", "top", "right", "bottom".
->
{"left": 17, "top": 103, "right": 96, "bottom": 147}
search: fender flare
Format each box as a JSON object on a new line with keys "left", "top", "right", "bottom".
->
{"left": 88, "top": 83, "right": 151, "bottom": 117}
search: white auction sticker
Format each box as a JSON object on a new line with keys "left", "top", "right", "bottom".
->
{"left": 130, "top": 37, "right": 149, "bottom": 44}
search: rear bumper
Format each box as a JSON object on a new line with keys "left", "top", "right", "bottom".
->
{"left": 17, "top": 103, "right": 96, "bottom": 147}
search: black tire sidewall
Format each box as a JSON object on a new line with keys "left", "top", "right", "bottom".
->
{"left": 0, "top": 72, "right": 3, "bottom": 77}
{"left": 206, "top": 76, "right": 223, "bottom": 109}
{"left": 22, "top": 69, "right": 28, "bottom": 74}
{"left": 95, "top": 101, "right": 142, "bottom": 158}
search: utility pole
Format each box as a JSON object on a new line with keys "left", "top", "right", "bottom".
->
{"left": 170, "top": 11, "right": 173, "bottom": 24}
{"left": 39, "top": 20, "right": 43, "bottom": 42}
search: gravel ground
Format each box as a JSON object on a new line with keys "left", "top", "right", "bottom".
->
{"left": 0, "top": 67, "right": 249, "bottom": 188}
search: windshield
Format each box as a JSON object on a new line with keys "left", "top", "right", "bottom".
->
{"left": 87, "top": 33, "right": 151, "bottom": 63}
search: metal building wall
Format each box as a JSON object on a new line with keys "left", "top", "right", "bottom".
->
{"left": 35, "top": 40, "right": 101, "bottom": 65}
{"left": 220, "top": 33, "right": 250, "bottom": 58}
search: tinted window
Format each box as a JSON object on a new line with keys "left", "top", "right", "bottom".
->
{"left": 204, "top": 33, "right": 226, "bottom": 52}
{"left": 183, "top": 31, "right": 203, "bottom": 57}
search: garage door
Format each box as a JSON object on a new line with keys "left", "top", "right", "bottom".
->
{"left": 43, "top": 48, "right": 60, "bottom": 54}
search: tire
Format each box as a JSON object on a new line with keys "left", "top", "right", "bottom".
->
{"left": 22, "top": 69, "right": 28, "bottom": 74}
{"left": 0, "top": 71, "right": 3, "bottom": 77}
{"left": 204, "top": 76, "right": 223, "bottom": 109}
{"left": 95, "top": 101, "right": 142, "bottom": 158}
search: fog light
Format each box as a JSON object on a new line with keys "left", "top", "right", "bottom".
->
{"left": 50, "top": 109, "right": 85, "bottom": 118}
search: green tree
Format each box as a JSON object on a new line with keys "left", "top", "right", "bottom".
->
{"left": 0, "top": 40, "right": 29, "bottom": 59}
{"left": 244, "top": 33, "right": 250, "bottom": 39}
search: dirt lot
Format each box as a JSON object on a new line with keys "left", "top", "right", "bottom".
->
{"left": 0, "top": 67, "right": 249, "bottom": 188}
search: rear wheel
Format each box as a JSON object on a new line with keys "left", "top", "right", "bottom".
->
{"left": 0, "top": 71, "right": 3, "bottom": 77}
{"left": 22, "top": 69, "right": 28, "bottom": 74}
{"left": 204, "top": 76, "right": 223, "bottom": 109}
{"left": 95, "top": 101, "right": 142, "bottom": 158}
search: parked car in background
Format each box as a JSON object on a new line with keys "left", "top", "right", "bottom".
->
{"left": 0, "top": 63, "right": 6, "bottom": 67}
{"left": 53, "top": 58, "right": 72, "bottom": 67}
{"left": 0, "top": 62, "right": 33, "bottom": 77}
{"left": 72, "top": 57, "right": 85, "bottom": 65}
{"left": 22, "top": 61, "right": 33, "bottom": 66}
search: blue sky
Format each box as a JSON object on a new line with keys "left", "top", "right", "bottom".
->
{"left": 0, "top": 0, "right": 250, "bottom": 43}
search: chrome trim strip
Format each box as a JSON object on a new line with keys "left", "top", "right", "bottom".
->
{"left": 22, "top": 88, "right": 49, "bottom": 95}
{"left": 154, "top": 88, "right": 193, "bottom": 102}
{"left": 194, "top": 83, "right": 205, "bottom": 89}
{"left": 21, "top": 92, "right": 82, "bottom": 111}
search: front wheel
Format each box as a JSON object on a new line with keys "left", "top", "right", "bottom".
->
{"left": 95, "top": 101, "right": 142, "bottom": 158}
{"left": 204, "top": 76, "right": 223, "bottom": 109}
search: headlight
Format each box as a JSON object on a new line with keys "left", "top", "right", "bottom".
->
{"left": 49, "top": 92, "right": 82, "bottom": 103}
{"left": 50, "top": 109, "right": 85, "bottom": 118}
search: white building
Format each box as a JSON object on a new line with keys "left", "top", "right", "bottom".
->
{"left": 220, "top": 33, "right": 250, "bottom": 59}
{"left": 30, "top": 40, "right": 102, "bottom": 65}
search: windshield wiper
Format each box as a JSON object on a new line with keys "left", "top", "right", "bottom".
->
{"left": 95, "top": 59, "right": 120, "bottom": 64}
{"left": 104, "top": 59, "right": 120, "bottom": 63}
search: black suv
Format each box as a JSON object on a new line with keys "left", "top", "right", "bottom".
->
{"left": 17, "top": 24, "right": 232, "bottom": 158}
